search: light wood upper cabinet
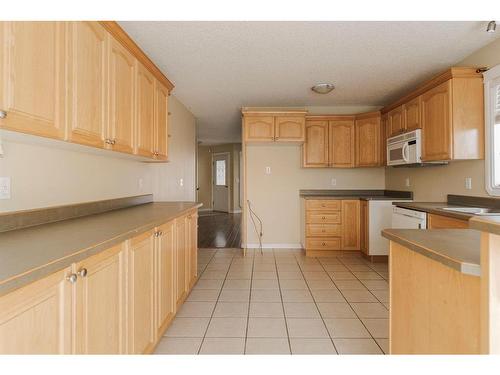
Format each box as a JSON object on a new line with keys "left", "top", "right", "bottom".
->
{"left": 108, "top": 35, "right": 135, "bottom": 154}
{"left": 155, "top": 221, "right": 175, "bottom": 336}
{"left": 66, "top": 22, "right": 108, "bottom": 148}
{"left": 421, "top": 80, "right": 452, "bottom": 161}
{"left": 275, "top": 116, "right": 305, "bottom": 142}
{"left": 74, "top": 244, "right": 126, "bottom": 354}
{"left": 244, "top": 116, "right": 275, "bottom": 142}
{"left": 175, "top": 216, "right": 188, "bottom": 309}
{"left": 404, "top": 96, "right": 421, "bottom": 131}
{"left": 380, "top": 114, "right": 388, "bottom": 166}
{"left": 154, "top": 81, "right": 169, "bottom": 160}
{"left": 0, "top": 22, "right": 66, "bottom": 139}
{"left": 342, "top": 200, "right": 360, "bottom": 250}
{"left": 303, "top": 120, "right": 329, "bottom": 167}
{"left": 388, "top": 105, "right": 405, "bottom": 137}
{"left": 329, "top": 119, "right": 355, "bottom": 168}
{"left": 136, "top": 63, "right": 156, "bottom": 158}
{"left": 0, "top": 267, "right": 72, "bottom": 354}
{"left": 355, "top": 113, "right": 381, "bottom": 167}
{"left": 128, "top": 231, "right": 155, "bottom": 354}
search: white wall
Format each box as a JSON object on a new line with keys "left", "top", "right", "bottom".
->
{"left": 0, "top": 94, "right": 196, "bottom": 213}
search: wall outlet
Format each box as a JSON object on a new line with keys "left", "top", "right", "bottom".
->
{"left": 0, "top": 177, "right": 11, "bottom": 199}
{"left": 265, "top": 166, "right": 271, "bottom": 175}
{"left": 405, "top": 177, "right": 410, "bottom": 187}
{"left": 331, "top": 177, "right": 337, "bottom": 187}
{"left": 465, "top": 177, "right": 472, "bottom": 190}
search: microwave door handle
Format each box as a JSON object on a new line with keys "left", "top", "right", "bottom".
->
{"left": 402, "top": 143, "right": 409, "bottom": 162}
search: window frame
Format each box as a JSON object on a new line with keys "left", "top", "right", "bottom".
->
{"left": 484, "top": 64, "right": 500, "bottom": 196}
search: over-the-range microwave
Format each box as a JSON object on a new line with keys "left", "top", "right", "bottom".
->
{"left": 387, "top": 129, "right": 422, "bottom": 166}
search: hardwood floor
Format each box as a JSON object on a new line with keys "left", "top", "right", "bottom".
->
{"left": 198, "top": 211, "right": 241, "bottom": 248}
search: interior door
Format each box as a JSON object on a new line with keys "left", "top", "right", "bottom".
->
{"left": 213, "top": 153, "right": 230, "bottom": 212}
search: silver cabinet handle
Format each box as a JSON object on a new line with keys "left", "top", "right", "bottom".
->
{"left": 66, "top": 274, "right": 78, "bottom": 283}
{"left": 0, "top": 110, "right": 7, "bottom": 119}
{"left": 77, "top": 268, "right": 88, "bottom": 277}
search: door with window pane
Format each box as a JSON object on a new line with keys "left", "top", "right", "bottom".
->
{"left": 212, "top": 153, "right": 230, "bottom": 212}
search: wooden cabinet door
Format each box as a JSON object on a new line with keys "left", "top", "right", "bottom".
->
{"left": 380, "top": 114, "right": 388, "bottom": 166}
{"left": 154, "top": 81, "right": 169, "bottom": 160}
{"left": 187, "top": 211, "right": 198, "bottom": 289}
{"left": 427, "top": 213, "right": 468, "bottom": 229}
{"left": 128, "top": 231, "right": 155, "bottom": 354}
{"left": 360, "top": 200, "right": 369, "bottom": 254}
{"left": 421, "top": 80, "right": 452, "bottom": 161}
{"left": 155, "top": 221, "right": 176, "bottom": 336}
{"left": 175, "top": 216, "right": 188, "bottom": 308}
{"left": 74, "top": 244, "right": 126, "bottom": 354}
{"left": 303, "top": 120, "right": 329, "bottom": 167}
{"left": 108, "top": 35, "right": 135, "bottom": 154}
{"left": 388, "top": 105, "right": 405, "bottom": 137}
{"left": 136, "top": 62, "right": 155, "bottom": 158}
{"left": 355, "top": 116, "right": 381, "bottom": 167}
{"left": 244, "top": 116, "right": 275, "bottom": 142}
{"left": 67, "top": 22, "right": 107, "bottom": 148}
{"left": 0, "top": 22, "right": 65, "bottom": 139}
{"left": 275, "top": 116, "right": 305, "bottom": 142}
{"left": 329, "top": 119, "right": 355, "bottom": 168}
{"left": 404, "top": 96, "right": 421, "bottom": 131}
{"left": 0, "top": 267, "right": 72, "bottom": 354}
{"left": 342, "top": 200, "right": 361, "bottom": 251}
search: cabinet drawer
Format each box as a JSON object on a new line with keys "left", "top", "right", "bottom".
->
{"left": 306, "top": 211, "right": 341, "bottom": 224}
{"left": 306, "top": 224, "right": 341, "bottom": 237}
{"left": 306, "top": 200, "right": 341, "bottom": 211}
{"left": 306, "top": 238, "right": 342, "bottom": 250}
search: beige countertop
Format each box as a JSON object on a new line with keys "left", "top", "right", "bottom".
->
{"left": 382, "top": 228, "right": 480, "bottom": 276}
{"left": 470, "top": 215, "right": 500, "bottom": 236}
{"left": 0, "top": 202, "right": 201, "bottom": 297}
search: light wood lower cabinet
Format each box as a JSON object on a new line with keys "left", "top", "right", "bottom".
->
{"left": 303, "top": 199, "right": 361, "bottom": 256}
{"left": 0, "top": 267, "right": 72, "bottom": 354}
{"left": 427, "top": 213, "right": 469, "bottom": 229}
{"left": 175, "top": 215, "right": 188, "bottom": 309}
{"left": 360, "top": 200, "right": 369, "bottom": 254}
{"left": 187, "top": 212, "right": 199, "bottom": 289}
{"left": 74, "top": 244, "right": 126, "bottom": 354}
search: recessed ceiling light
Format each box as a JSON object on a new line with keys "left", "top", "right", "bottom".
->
{"left": 311, "top": 83, "right": 335, "bottom": 94}
{"left": 487, "top": 21, "right": 496, "bottom": 33}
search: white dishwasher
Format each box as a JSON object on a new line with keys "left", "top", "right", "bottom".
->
{"left": 391, "top": 206, "right": 427, "bottom": 229}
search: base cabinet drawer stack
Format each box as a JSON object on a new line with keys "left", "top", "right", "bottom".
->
{"left": 304, "top": 199, "right": 361, "bottom": 256}
{"left": 0, "top": 208, "right": 198, "bottom": 354}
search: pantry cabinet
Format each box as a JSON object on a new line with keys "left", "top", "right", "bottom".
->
{"left": 74, "top": 244, "right": 126, "bottom": 354}
{"left": 388, "top": 105, "right": 405, "bottom": 137}
{"left": 0, "top": 267, "right": 72, "bottom": 354}
{"left": 127, "top": 231, "right": 156, "bottom": 354}
{"left": 108, "top": 35, "right": 136, "bottom": 154}
{"left": 0, "top": 22, "right": 66, "bottom": 140}
{"left": 66, "top": 21, "right": 108, "bottom": 148}
{"left": 355, "top": 112, "right": 381, "bottom": 167}
{"left": 303, "top": 120, "right": 330, "bottom": 167}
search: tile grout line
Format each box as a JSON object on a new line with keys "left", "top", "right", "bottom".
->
{"left": 297, "top": 254, "right": 339, "bottom": 354}
{"left": 323, "top": 257, "right": 386, "bottom": 354}
{"left": 196, "top": 250, "right": 235, "bottom": 354}
{"left": 274, "top": 249, "right": 293, "bottom": 355}
{"left": 243, "top": 249, "right": 256, "bottom": 355}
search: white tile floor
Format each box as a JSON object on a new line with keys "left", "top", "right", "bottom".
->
{"left": 155, "top": 248, "right": 389, "bottom": 355}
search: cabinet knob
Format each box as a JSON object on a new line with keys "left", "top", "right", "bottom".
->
{"left": 321, "top": 229, "right": 326, "bottom": 233}
{"left": 105, "top": 139, "right": 113, "bottom": 145}
{"left": 0, "top": 110, "right": 7, "bottom": 119}
{"left": 322, "top": 242, "right": 326, "bottom": 246}
{"left": 66, "top": 274, "right": 78, "bottom": 283}
{"left": 77, "top": 268, "right": 88, "bottom": 278}
{"left": 322, "top": 216, "right": 326, "bottom": 219}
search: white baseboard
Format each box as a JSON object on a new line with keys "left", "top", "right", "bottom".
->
{"left": 244, "top": 243, "right": 303, "bottom": 249}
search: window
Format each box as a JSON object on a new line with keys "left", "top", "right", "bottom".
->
{"left": 215, "top": 159, "right": 226, "bottom": 186}
{"left": 485, "top": 64, "right": 500, "bottom": 196}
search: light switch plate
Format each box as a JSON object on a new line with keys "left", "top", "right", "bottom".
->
{"left": 465, "top": 177, "right": 472, "bottom": 190}
{"left": 0, "top": 177, "right": 11, "bottom": 199}
{"left": 405, "top": 177, "right": 410, "bottom": 187}
{"left": 265, "top": 166, "right": 271, "bottom": 175}
{"left": 331, "top": 178, "right": 337, "bottom": 186}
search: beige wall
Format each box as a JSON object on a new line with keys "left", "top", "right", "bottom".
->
{"left": 245, "top": 144, "right": 385, "bottom": 246}
{"left": 385, "top": 36, "right": 500, "bottom": 201}
{"left": 197, "top": 143, "right": 242, "bottom": 212}
{"left": 0, "top": 94, "right": 196, "bottom": 213}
